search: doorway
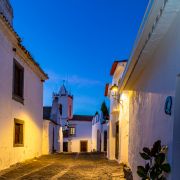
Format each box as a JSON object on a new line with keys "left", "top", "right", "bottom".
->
{"left": 104, "top": 130, "right": 107, "bottom": 152}
{"left": 80, "top": 141, "right": 88, "bottom": 152}
{"left": 115, "top": 122, "right": 119, "bottom": 160}
{"left": 97, "top": 130, "right": 101, "bottom": 152}
{"left": 63, "top": 142, "right": 68, "bottom": 152}
{"left": 52, "top": 127, "right": 55, "bottom": 152}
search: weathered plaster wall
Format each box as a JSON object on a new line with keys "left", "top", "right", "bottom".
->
{"left": 127, "top": 11, "right": 180, "bottom": 179}
{"left": 0, "top": 22, "right": 44, "bottom": 170}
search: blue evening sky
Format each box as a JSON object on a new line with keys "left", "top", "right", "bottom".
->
{"left": 11, "top": 0, "right": 149, "bottom": 115}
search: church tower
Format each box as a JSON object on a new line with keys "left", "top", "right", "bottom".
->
{"left": 51, "top": 84, "right": 73, "bottom": 127}
{"left": 0, "top": 0, "right": 13, "bottom": 25}
{"left": 58, "top": 84, "right": 73, "bottom": 123}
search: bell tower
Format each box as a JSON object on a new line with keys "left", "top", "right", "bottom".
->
{"left": 0, "top": 0, "right": 13, "bottom": 25}
{"left": 58, "top": 84, "right": 73, "bottom": 126}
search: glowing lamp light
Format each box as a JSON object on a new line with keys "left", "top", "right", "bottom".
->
{"left": 110, "top": 84, "right": 122, "bottom": 104}
{"left": 110, "top": 84, "right": 118, "bottom": 98}
{"left": 111, "top": 84, "right": 118, "bottom": 93}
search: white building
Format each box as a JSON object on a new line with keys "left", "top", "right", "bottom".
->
{"left": 92, "top": 112, "right": 108, "bottom": 152}
{"left": 64, "top": 115, "right": 92, "bottom": 153}
{"left": 43, "top": 84, "right": 93, "bottom": 153}
{"left": 105, "top": 60, "right": 128, "bottom": 162}
{"left": 0, "top": 0, "right": 48, "bottom": 171}
{"left": 42, "top": 106, "right": 63, "bottom": 154}
{"left": 106, "top": 0, "right": 180, "bottom": 179}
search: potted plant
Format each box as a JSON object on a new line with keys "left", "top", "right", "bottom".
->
{"left": 137, "top": 140, "right": 171, "bottom": 180}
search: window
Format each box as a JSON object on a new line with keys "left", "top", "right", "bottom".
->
{"left": 69, "top": 127, "right": 76, "bottom": 136}
{"left": 59, "top": 104, "right": 62, "bottom": 115}
{"left": 13, "top": 59, "right": 24, "bottom": 103}
{"left": 14, "top": 119, "right": 24, "bottom": 147}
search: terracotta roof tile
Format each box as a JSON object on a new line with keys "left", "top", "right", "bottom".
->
{"left": 104, "top": 83, "right": 109, "bottom": 97}
{"left": 110, "top": 60, "right": 128, "bottom": 76}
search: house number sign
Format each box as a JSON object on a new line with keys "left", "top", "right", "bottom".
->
{"left": 164, "top": 96, "right": 172, "bottom": 116}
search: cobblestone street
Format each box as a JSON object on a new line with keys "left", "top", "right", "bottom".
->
{"left": 0, "top": 153, "right": 125, "bottom": 180}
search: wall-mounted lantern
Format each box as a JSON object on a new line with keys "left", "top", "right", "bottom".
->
{"left": 110, "top": 84, "right": 122, "bottom": 104}
{"left": 110, "top": 84, "right": 118, "bottom": 96}
{"left": 64, "top": 120, "right": 69, "bottom": 130}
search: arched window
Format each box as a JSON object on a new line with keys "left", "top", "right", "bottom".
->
{"left": 59, "top": 104, "right": 62, "bottom": 115}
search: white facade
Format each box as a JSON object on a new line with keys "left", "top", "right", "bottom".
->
{"left": 64, "top": 119, "right": 92, "bottom": 152}
{"left": 0, "top": 0, "right": 48, "bottom": 171}
{"left": 92, "top": 113, "right": 108, "bottom": 152}
{"left": 106, "top": 0, "right": 180, "bottom": 179}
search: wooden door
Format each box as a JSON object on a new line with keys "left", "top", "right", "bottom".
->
{"left": 115, "top": 123, "right": 119, "bottom": 159}
{"left": 80, "top": 141, "right": 88, "bottom": 152}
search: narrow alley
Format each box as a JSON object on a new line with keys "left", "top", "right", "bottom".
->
{"left": 0, "top": 153, "right": 125, "bottom": 180}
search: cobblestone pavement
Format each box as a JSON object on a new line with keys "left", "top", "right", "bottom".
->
{"left": 0, "top": 153, "right": 125, "bottom": 180}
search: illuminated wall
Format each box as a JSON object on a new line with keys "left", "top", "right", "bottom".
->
{"left": 127, "top": 12, "right": 180, "bottom": 179}
{"left": 119, "top": 92, "right": 130, "bottom": 165}
{"left": 0, "top": 20, "right": 45, "bottom": 170}
{"left": 64, "top": 120, "right": 92, "bottom": 152}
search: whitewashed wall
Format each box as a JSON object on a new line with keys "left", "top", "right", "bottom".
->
{"left": 65, "top": 120, "right": 92, "bottom": 152}
{"left": 92, "top": 115, "right": 101, "bottom": 152}
{"left": 59, "top": 95, "right": 73, "bottom": 123}
{"left": 0, "top": 21, "right": 44, "bottom": 170}
{"left": 101, "top": 123, "right": 108, "bottom": 152}
{"left": 127, "top": 11, "right": 180, "bottom": 179}
{"left": 42, "top": 120, "right": 62, "bottom": 154}
{"left": 42, "top": 120, "right": 51, "bottom": 154}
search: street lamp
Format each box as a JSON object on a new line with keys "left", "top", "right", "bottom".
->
{"left": 110, "top": 84, "right": 122, "bottom": 104}
{"left": 110, "top": 84, "right": 118, "bottom": 97}
{"left": 64, "top": 120, "right": 69, "bottom": 130}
